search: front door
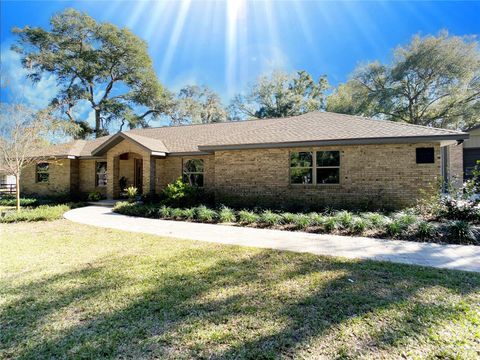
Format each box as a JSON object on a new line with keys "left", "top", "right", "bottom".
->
{"left": 134, "top": 158, "right": 143, "bottom": 193}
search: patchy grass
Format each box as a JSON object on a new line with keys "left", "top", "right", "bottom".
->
{"left": 1, "top": 220, "right": 479, "bottom": 359}
{"left": 0, "top": 204, "right": 79, "bottom": 223}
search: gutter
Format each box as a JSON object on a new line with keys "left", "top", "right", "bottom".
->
{"left": 198, "top": 134, "right": 470, "bottom": 152}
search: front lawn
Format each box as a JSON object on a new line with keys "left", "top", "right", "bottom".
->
{"left": 1, "top": 221, "right": 479, "bottom": 359}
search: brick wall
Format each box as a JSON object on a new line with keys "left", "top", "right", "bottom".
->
{"left": 447, "top": 143, "right": 464, "bottom": 188}
{"left": 21, "top": 159, "right": 73, "bottom": 196}
{"left": 155, "top": 154, "right": 215, "bottom": 194}
{"left": 78, "top": 159, "right": 107, "bottom": 197}
{"left": 214, "top": 143, "right": 441, "bottom": 209}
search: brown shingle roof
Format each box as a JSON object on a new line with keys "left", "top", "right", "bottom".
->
{"left": 40, "top": 111, "right": 470, "bottom": 157}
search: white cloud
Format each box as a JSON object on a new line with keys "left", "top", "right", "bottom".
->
{"left": 1, "top": 45, "right": 59, "bottom": 109}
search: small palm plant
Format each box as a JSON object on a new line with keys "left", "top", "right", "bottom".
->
{"left": 126, "top": 186, "right": 138, "bottom": 203}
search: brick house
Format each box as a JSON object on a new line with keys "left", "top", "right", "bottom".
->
{"left": 21, "top": 112, "right": 468, "bottom": 209}
{"left": 464, "top": 125, "right": 480, "bottom": 179}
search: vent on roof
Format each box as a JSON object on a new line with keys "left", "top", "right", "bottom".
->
{"left": 119, "top": 153, "right": 129, "bottom": 160}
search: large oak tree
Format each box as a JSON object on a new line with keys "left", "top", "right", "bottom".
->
{"left": 230, "top": 70, "right": 329, "bottom": 120}
{"left": 327, "top": 32, "right": 480, "bottom": 130}
{"left": 12, "top": 8, "right": 170, "bottom": 137}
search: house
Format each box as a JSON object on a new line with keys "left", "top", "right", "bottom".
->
{"left": 21, "top": 111, "right": 468, "bottom": 209}
{"left": 464, "top": 125, "right": 480, "bottom": 179}
{"left": 0, "top": 168, "right": 16, "bottom": 195}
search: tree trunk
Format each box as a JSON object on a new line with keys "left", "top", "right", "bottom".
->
{"left": 95, "top": 109, "right": 101, "bottom": 138}
{"left": 15, "top": 174, "right": 20, "bottom": 212}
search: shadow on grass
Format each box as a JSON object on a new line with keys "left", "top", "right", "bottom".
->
{"left": 2, "top": 248, "right": 479, "bottom": 359}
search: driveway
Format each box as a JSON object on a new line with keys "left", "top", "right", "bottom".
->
{"left": 64, "top": 206, "right": 480, "bottom": 273}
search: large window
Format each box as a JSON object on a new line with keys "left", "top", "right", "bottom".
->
{"left": 183, "top": 159, "right": 204, "bottom": 187}
{"left": 36, "top": 162, "right": 49, "bottom": 183}
{"left": 290, "top": 151, "right": 340, "bottom": 184}
{"left": 96, "top": 161, "right": 107, "bottom": 187}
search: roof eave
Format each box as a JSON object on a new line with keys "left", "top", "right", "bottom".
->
{"left": 198, "top": 134, "right": 470, "bottom": 152}
{"left": 90, "top": 132, "right": 168, "bottom": 157}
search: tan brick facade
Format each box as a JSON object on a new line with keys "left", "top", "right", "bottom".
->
{"left": 21, "top": 159, "right": 73, "bottom": 196}
{"left": 214, "top": 143, "right": 441, "bottom": 209}
{"left": 78, "top": 159, "right": 107, "bottom": 197}
{"left": 446, "top": 143, "right": 464, "bottom": 188}
{"left": 155, "top": 154, "right": 215, "bottom": 194}
{"left": 20, "top": 139, "right": 445, "bottom": 209}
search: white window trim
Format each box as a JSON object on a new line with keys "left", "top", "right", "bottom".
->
{"left": 290, "top": 151, "right": 341, "bottom": 185}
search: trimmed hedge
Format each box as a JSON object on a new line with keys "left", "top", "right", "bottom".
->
{"left": 113, "top": 202, "right": 480, "bottom": 245}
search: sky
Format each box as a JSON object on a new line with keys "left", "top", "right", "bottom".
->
{"left": 1, "top": 0, "right": 480, "bottom": 128}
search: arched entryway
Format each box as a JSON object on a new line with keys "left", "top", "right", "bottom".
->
{"left": 108, "top": 151, "right": 152, "bottom": 199}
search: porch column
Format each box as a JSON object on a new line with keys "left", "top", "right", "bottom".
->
{"left": 142, "top": 155, "right": 156, "bottom": 195}
{"left": 107, "top": 155, "right": 119, "bottom": 199}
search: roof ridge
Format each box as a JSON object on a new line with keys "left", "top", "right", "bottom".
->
{"left": 327, "top": 111, "right": 465, "bottom": 134}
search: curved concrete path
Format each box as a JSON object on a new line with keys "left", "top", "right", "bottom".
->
{"left": 64, "top": 206, "right": 480, "bottom": 273}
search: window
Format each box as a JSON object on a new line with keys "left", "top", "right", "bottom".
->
{"left": 36, "top": 162, "right": 49, "bottom": 183}
{"left": 183, "top": 159, "right": 204, "bottom": 187}
{"left": 290, "top": 152, "right": 313, "bottom": 184}
{"left": 290, "top": 151, "right": 340, "bottom": 184}
{"left": 416, "top": 148, "right": 435, "bottom": 164}
{"left": 316, "top": 151, "right": 340, "bottom": 184}
{"left": 96, "top": 161, "right": 107, "bottom": 187}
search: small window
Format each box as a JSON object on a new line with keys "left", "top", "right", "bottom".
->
{"left": 183, "top": 159, "right": 204, "bottom": 187}
{"left": 290, "top": 152, "right": 313, "bottom": 184}
{"left": 36, "top": 162, "right": 49, "bottom": 183}
{"left": 96, "top": 161, "right": 107, "bottom": 187}
{"left": 416, "top": 148, "right": 435, "bottom": 164}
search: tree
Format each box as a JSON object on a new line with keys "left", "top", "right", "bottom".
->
{"left": 230, "top": 70, "right": 329, "bottom": 120}
{"left": 327, "top": 32, "right": 480, "bottom": 130}
{"left": 0, "top": 104, "right": 62, "bottom": 211}
{"left": 12, "top": 8, "right": 170, "bottom": 137}
{"left": 167, "top": 85, "right": 228, "bottom": 125}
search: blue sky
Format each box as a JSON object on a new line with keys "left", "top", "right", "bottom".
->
{"left": 1, "top": 0, "right": 479, "bottom": 127}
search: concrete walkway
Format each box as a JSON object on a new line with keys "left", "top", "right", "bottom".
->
{"left": 64, "top": 206, "right": 480, "bottom": 273}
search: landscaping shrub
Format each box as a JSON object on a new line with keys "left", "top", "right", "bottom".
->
{"left": 292, "top": 214, "right": 312, "bottom": 230}
{"left": 362, "top": 212, "right": 390, "bottom": 229}
{"left": 335, "top": 211, "right": 354, "bottom": 230}
{"left": 162, "top": 177, "right": 212, "bottom": 207}
{"left": 195, "top": 205, "right": 218, "bottom": 222}
{"left": 219, "top": 206, "right": 236, "bottom": 223}
{"left": 238, "top": 209, "right": 259, "bottom": 225}
{"left": 260, "top": 210, "right": 283, "bottom": 226}
{"left": 170, "top": 208, "right": 186, "bottom": 220}
{"left": 0, "top": 197, "right": 37, "bottom": 207}
{"left": 386, "top": 219, "right": 405, "bottom": 237}
{"left": 183, "top": 207, "right": 197, "bottom": 220}
{"left": 416, "top": 221, "right": 437, "bottom": 240}
{"left": 0, "top": 204, "right": 70, "bottom": 223}
{"left": 158, "top": 205, "right": 172, "bottom": 219}
{"left": 281, "top": 212, "right": 297, "bottom": 225}
{"left": 323, "top": 216, "right": 339, "bottom": 233}
{"left": 350, "top": 216, "right": 371, "bottom": 235}
{"left": 308, "top": 212, "right": 325, "bottom": 227}
{"left": 87, "top": 191, "right": 103, "bottom": 202}
{"left": 446, "top": 220, "right": 479, "bottom": 244}
{"left": 393, "top": 211, "right": 420, "bottom": 229}
{"left": 439, "top": 197, "right": 480, "bottom": 222}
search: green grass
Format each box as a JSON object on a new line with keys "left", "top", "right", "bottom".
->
{"left": 1, "top": 221, "right": 479, "bottom": 359}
